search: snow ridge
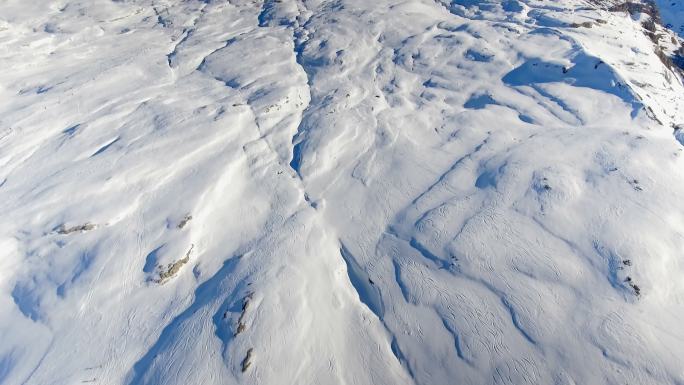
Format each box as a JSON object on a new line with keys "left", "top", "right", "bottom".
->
{"left": 0, "top": 1, "right": 684, "bottom": 385}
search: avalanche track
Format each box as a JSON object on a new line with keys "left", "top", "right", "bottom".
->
{"left": 1, "top": 1, "right": 684, "bottom": 385}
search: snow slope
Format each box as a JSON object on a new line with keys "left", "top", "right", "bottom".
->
{"left": 655, "top": 0, "right": 684, "bottom": 37}
{"left": 0, "top": 1, "right": 683, "bottom": 384}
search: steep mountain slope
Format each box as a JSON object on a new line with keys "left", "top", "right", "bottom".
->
{"left": 0, "top": 1, "right": 683, "bottom": 385}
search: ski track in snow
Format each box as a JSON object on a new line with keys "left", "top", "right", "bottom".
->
{"left": 0, "top": 1, "right": 683, "bottom": 385}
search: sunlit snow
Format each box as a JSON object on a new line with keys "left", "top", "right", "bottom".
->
{"left": 1, "top": 1, "right": 683, "bottom": 384}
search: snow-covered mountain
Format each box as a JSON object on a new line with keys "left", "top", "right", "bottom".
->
{"left": 1, "top": 1, "right": 683, "bottom": 384}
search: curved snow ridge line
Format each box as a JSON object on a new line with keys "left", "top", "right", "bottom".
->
{"left": 258, "top": 0, "right": 328, "bottom": 179}
{"left": 338, "top": 241, "right": 418, "bottom": 384}
{"left": 194, "top": 9, "right": 311, "bottom": 167}
{"left": 339, "top": 242, "right": 385, "bottom": 318}
{"left": 164, "top": 1, "right": 210, "bottom": 68}
{"left": 254, "top": 0, "right": 316, "bottom": 177}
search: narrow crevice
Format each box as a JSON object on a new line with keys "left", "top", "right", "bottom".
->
{"left": 339, "top": 243, "right": 384, "bottom": 318}
{"left": 409, "top": 237, "right": 452, "bottom": 270}
{"left": 439, "top": 317, "right": 470, "bottom": 364}
{"left": 339, "top": 242, "right": 417, "bottom": 383}
{"left": 166, "top": 28, "right": 193, "bottom": 68}
{"left": 288, "top": 3, "right": 316, "bottom": 178}
{"left": 500, "top": 298, "right": 537, "bottom": 345}
{"left": 390, "top": 336, "right": 416, "bottom": 380}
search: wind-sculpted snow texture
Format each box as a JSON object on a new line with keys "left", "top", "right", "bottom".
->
{"left": 1, "top": 1, "right": 684, "bottom": 384}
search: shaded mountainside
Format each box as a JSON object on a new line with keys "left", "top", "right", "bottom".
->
{"left": 0, "top": 1, "right": 684, "bottom": 385}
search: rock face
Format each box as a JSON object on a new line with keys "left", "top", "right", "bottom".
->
{"left": 1, "top": 1, "right": 684, "bottom": 385}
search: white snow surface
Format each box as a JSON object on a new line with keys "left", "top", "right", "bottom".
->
{"left": 1, "top": 1, "right": 684, "bottom": 384}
